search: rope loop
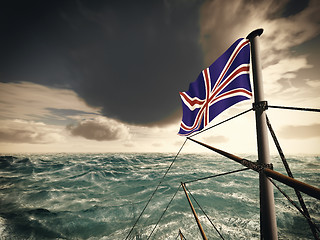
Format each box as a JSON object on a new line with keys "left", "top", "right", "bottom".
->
{"left": 238, "top": 159, "right": 273, "bottom": 173}
{"left": 256, "top": 162, "right": 273, "bottom": 173}
{"left": 252, "top": 101, "right": 268, "bottom": 111}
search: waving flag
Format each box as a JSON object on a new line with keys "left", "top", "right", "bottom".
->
{"left": 178, "top": 38, "right": 252, "bottom": 136}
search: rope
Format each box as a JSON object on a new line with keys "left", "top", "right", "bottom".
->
{"left": 268, "top": 105, "right": 320, "bottom": 112}
{"left": 124, "top": 138, "right": 188, "bottom": 240}
{"left": 266, "top": 115, "right": 319, "bottom": 239}
{"left": 268, "top": 177, "right": 320, "bottom": 234}
{"left": 178, "top": 229, "right": 187, "bottom": 240}
{"left": 146, "top": 168, "right": 249, "bottom": 239}
{"left": 176, "top": 231, "right": 180, "bottom": 240}
{"left": 125, "top": 104, "right": 318, "bottom": 239}
{"left": 189, "top": 108, "right": 253, "bottom": 138}
{"left": 184, "top": 168, "right": 250, "bottom": 184}
{"left": 146, "top": 185, "right": 182, "bottom": 239}
{"left": 184, "top": 184, "right": 225, "bottom": 240}
{"left": 146, "top": 169, "right": 249, "bottom": 239}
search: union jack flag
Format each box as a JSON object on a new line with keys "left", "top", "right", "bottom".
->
{"left": 178, "top": 38, "right": 252, "bottom": 136}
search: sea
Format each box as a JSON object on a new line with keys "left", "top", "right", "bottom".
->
{"left": 0, "top": 153, "right": 319, "bottom": 240}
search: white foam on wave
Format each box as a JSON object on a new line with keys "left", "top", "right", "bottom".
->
{"left": 1, "top": 153, "right": 318, "bottom": 239}
{"left": 0, "top": 217, "right": 6, "bottom": 237}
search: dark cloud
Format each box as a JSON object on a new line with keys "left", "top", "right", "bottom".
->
{"left": 67, "top": 118, "right": 129, "bottom": 141}
{"left": 199, "top": 0, "right": 319, "bottom": 66}
{"left": 278, "top": 123, "right": 320, "bottom": 139}
{"left": 0, "top": 0, "right": 203, "bottom": 125}
{"left": 2, "top": 0, "right": 317, "bottom": 128}
{"left": 281, "top": 0, "right": 310, "bottom": 17}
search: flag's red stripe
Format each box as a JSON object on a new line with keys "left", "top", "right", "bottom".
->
{"left": 180, "top": 92, "right": 205, "bottom": 106}
{"left": 179, "top": 39, "right": 251, "bottom": 134}
{"left": 210, "top": 88, "right": 252, "bottom": 104}
{"left": 209, "top": 65, "right": 249, "bottom": 102}
{"left": 180, "top": 88, "right": 251, "bottom": 133}
{"left": 197, "top": 65, "right": 249, "bottom": 128}
{"left": 181, "top": 66, "right": 249, "bottom": 132}
{"left": 215, "top": 40, "right": 249, "bottom": 88}
{"left": 204, "top": 68, "right": 211, "bottom": 126}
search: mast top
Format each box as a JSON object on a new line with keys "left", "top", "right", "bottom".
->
{"left": 246, "top": 28, "right": 264, "bottom": 40}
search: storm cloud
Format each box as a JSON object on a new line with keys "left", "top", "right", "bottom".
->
{"left": 1, "top": 0, "right": 319, "bottom": 128}
{"left": 199, "top": 0, "right": 320, "bottom": 98}
{"left": 1, "top": 0, "right": 203, "bottom": 125}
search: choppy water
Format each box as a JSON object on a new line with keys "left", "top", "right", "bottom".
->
{"left": 0, "top": 153, "right": 319, "bottom": 239}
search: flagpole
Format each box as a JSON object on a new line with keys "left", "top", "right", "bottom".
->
{"left": 246, "top": 29, "right": 278, "bottom": 239}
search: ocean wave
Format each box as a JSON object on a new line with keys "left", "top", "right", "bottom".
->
{"left": 0, "top": 153, "right": 319, "bottom": 239}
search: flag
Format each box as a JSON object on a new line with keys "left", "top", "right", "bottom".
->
{"left": 178, "top": 38, "right": 252, "bottom": 136}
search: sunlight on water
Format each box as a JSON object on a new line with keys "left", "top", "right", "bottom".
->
{"left": 0, "top": 153, "right": 319, "bottom": 239}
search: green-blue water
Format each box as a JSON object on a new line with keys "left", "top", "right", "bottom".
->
{"left": 0, "top": 153, "right": 319, "bottom": 239}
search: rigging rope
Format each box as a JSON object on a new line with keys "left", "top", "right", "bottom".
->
{"left": 126, "top": 109, "right": 253, "bottom": 239}
{"left": 184, "top": 168, "right": 250, "bottom": 184}
{"left": 146, "top": 168, "right": 250, "bottom": 238}
{"left": 266, "top": 114, "right": 319, "bottom": 240}
{"left": 177, "top": 229, "right": 187, "bottom": 240}
{"left": 147, "top": 185, "right": 182, "bottom": 239}
{"left": 125, "top": 104, "right": 319, "bottom": 239}
{"left": 268, "top": 105, "right": 320, "bottom": 112}
{"left": 268, "top": 177, "right": 320, "bottom": 234}
{"left": 184, "top": 184, "right": 225, "bottom": 240}
{"left": 188, "top": 137, "right": 320, "bottom": 200}
{"left": 189, "top": 108, "right": 253, "bottom": 138}
{"left": 189, "top": 130, "right": 320, "bottom": 237}
{"left": 124, "top": 138, "right": 188, "bottom": 240}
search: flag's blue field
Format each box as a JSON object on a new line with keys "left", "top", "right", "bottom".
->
{"left": 0, "top": 153, "right": 319, "bottom": 239}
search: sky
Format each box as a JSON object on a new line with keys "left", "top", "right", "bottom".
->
{"left": 0, "top": 0, "right": 319, "bottom": 154}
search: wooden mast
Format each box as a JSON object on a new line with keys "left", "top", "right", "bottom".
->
{"left": 246, "top": 28, "right": 278, "bottom": 239}
{"left": 187, "top": 137, "right": 320, "bottom": 200}
{"left": 181, "top": 182, "right": 208, "bottom": 240}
